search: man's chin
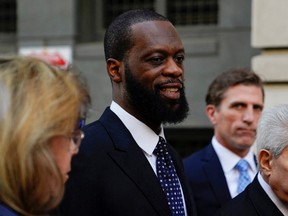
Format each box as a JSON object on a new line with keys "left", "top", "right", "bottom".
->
{"left": 166, "top": 102, "right": 181, "bottom": 111}
{"left": 237, "top": 139, "right": 255, "bottom": 149}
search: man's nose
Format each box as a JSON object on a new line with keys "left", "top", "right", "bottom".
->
{"left": 243, "top": 107, "right": 255, "bottom": 123}
{"left": 162, "top": 58, "right": 183, "bottom": 77}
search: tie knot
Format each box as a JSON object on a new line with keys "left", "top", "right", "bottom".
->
{"left": 235, "top": 159, "right": 249, "bottom": 172}
{"left": 153, "top": 136, "right": 168, "bottom": 156}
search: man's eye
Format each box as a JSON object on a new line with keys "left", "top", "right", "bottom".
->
{"left": 175, "top": 55, "right": 185, "bottom": 64}
{"left": 254, "top": 105, "right": 263, "bottom": 112}
{"left": 150, "top": 57, "right": 164, "bottom": 64}
{"left": 234, "top": 104, "right": 244, "bottom": 109}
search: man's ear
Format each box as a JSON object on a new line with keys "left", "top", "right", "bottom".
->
{"left": 258, "top": 149, "right": 272, "bottom": 176}
{"left": 206, "top": 104, "right": 217, "bottom": 125}
{"left": 106, "top": 58, "right": 122, "bottom": 83}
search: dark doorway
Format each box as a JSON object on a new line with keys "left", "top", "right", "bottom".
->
{"left": 165, "top": 127, "right": 213, "bottom": 159}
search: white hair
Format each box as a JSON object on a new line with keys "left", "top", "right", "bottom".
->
{"left": 256, "top": 104, "right": 288, "bottom": 158}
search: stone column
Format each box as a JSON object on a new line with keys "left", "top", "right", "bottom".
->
{"left": 251, "top": 0, "right": 288, "bottom": 108}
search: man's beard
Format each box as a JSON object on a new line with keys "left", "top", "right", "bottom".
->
{"left": 124, "top": 64, "right": 189, "bottom": 125}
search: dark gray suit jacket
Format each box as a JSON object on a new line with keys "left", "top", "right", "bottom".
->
{"left": 60, "top": 107, "right": 197, "bottom": 216}
{"left": 216, "top": 176, "right": 284, "bottom": 216}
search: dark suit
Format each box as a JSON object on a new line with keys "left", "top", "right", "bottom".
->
{"left": 60, "top": 107, "right": 196, "bottom": 216}
{"left": 216, "top": 176, "right": 284, "bottom": 216}
{"left": 183, "top": 143, "right": 231, "bottom": 216}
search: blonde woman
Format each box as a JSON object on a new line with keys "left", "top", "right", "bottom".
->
{"left": 0, "top": 56, "right": 90, "bottom": 216}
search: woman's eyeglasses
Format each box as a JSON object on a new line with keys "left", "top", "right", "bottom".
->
{"left": 70, "top": 130, "right": 84, "bottom": 150}
{"left": 78, "top": 118, "right": 86, "bottom": 129}
{"left": 70, "top": 118, "right": 86, "bottom": 151}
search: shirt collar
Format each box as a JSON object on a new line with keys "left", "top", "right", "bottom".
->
{"left": 212, "top": 136, "right": 257, "bottom": 173}
{"left": 110, "top": 101, "right": 164, "bottom": 156}
{"left": 258, "top": 173, "right": 288, "bottom": 215}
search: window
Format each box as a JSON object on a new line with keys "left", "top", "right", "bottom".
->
{"left": 167, "top": 0, "right": 218, "bottom": 26}
{"left": 76, "top": 0, "right": 218, "bottom": 42}
{"left": 0, "top": 0, "right": 16, "bottom": 33}
{"left": 103, "top": 0, "right": 154, "bottom": 28}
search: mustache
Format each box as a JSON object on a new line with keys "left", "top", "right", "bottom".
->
{"left": 157, "top": 78, "right": 185, "bottom": 87}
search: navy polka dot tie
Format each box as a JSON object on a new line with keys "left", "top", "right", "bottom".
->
{"left": 153, "top": 136, "right": 185, "bottom": 216}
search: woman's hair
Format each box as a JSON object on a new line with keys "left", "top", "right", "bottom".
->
{"left": 0, "top": 56, "right": 90, "bottom": 215}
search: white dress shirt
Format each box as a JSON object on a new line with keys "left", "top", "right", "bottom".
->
{"left": 110, "top": 101, "right": 187, "bottom": 215}
{"left": 212, "top": 136, "right": 258, "bottom": 198}
{"left": 258, "top": 173, "right": 288, "bottom": 215}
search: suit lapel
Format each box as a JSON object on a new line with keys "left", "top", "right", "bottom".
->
{"left": 202, "top": 144, "right": 231, "bottom": 204}
{"left": 100, "top": 108, "right": 171, "bottom": 215}
{"left": 249, "top": 177, "right": 284, "bottom": 216}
